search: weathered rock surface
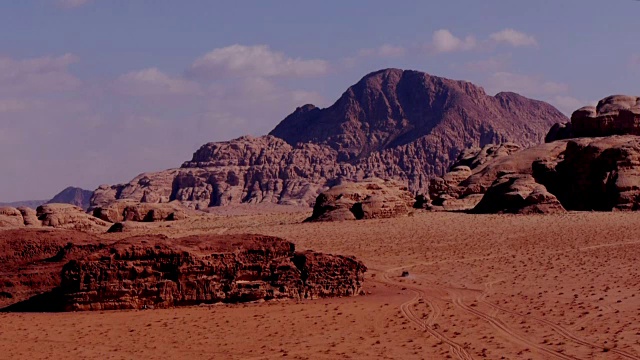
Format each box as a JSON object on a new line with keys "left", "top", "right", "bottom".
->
{"left": 46, "top": 187, "right": 94, "bottom": 210}
{"left": 0, "top": 204, "right": 110, "bottom": 233}
{"left": 428, "top": 143, "right": 522, "bottom": 210}
{"left": 0, "top": 207, "right": 26, "bottom": 228}
{"left": 36, "top": 204, "right": 110, "bottom": 232}
{"left": 92, "top": 68, "right": 567, "bottom": 209}
{"left": 92, "top": 200, "right": 190, "bottom": 223}
{"left": 546, "top": 95, "right": 640, "bottom": 142}
{"left": 432, "top": 133, "right": 640, "bottom": 213}
{"left": 0, "top": 232, "right": 366, "bottom": 311}
{"left": 472, "top": 173, "right": 565, "bottom": 214}
{"left": 0, "top": 229, "right": 102, "bottom": 309}
{"left": 306, "top": 178, "right": 415, "bottom": 222}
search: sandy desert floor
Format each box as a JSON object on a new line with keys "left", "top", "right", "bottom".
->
{"left": 2, "top": 209, "right": 640, "bottom": 359}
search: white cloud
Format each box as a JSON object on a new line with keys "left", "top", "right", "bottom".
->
{"left": 188, "top": 44, "right": 329, "bottom": 79}
{"left": 57, "top": 0, "right": 91, "bottom": 8}
{"left": 430, "top": 28, "right": 538, "bottom": 55}
{"left": 0, "top": 53, "right": 80, "bottom": 94}
{"left": 431, "top": 29, "right": 477, "bottom": 54}
{"left": 490, "top": 29, "right": 538, "bottom": 47}
{"left": 115, "top": 68, "right": 200, "bottom": 96}
{"left": 487, "top": 72, "right": 568, "bottom": 96}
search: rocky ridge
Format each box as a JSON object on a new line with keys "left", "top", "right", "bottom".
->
{"left": 91, "top": 69, "right": 567, "bottom": 209}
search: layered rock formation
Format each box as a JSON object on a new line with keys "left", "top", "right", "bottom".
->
{"left": 431, "top": 95, "right": 640, "bottom": 213}
{"left": 0, "top": 229, "right": 103, "bottom": 309}
{"left": 92, "top": 200, "right": 190, "bottom": 223}
{"left": 0, "top": 204, "right": 109, "bottom": 232}
{"left": 92, "top": 68, "right": 567, "bottom": 209}
{"left": 546, "top": 95, "right": 640, "bottom": 142}
{"left": 0, "top": 231, "right": 367, "bottom": 311}
{"left": 306, "top": 178, "right": 415, "bottom": 222}
{"left": 36, "top": 204, "right": 110, "bottom": 232}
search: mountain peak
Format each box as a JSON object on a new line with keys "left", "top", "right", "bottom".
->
{"left": 270, "top": 68, "right": 565, "bottom": 160}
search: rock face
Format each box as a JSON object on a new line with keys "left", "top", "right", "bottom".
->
{"left": 0, "top": 229, "right": 102, "bottom": 309}
{"left": 546, "top": 95, "right": 640, "bottom": 142}
{"left": 427, "top": 143, "right": 523, "bottom": 210}
{"left": 36, "top": 204, "right": 110, "bottom": 232}
{"left": 472, "top": 173, "right": 565, "bottom": 214}
{"left": 0, "top": 232, "right": 366, "bottom": 311}
{"left": 306, "top": 178, "right": 415, "bottom": 222}
{"left": 92, "top": 68, "right": 567, "bottom": 209}
{"left": 432, "top": 133, "right": 640, "bottom": 213}
{"left": 92, "top": 201, "right": 190, "bottom": 223}
{"left": 46, "top": 187, "right": 94, "bottom": 210}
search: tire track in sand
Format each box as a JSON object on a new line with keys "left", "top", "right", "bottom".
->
{"left": 479, "top": 280, "right": 640, "bottom": 360}
{"left": 379, "top": 272, "right": 473, "bottom": 360}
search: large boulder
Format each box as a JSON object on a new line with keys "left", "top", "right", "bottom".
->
{"left": 306, "top": 178, "right": 415, "bottom": 222}
{"left": 472, "top": 173, "right": 565, "bottom": 214}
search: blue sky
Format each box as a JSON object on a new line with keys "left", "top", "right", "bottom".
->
{"left": 0, "top": 0, "right": 639, "bottom": 201}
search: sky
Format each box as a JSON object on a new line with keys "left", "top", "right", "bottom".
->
{"left": 0, "top": 0, "right": 639, "bottom": 202}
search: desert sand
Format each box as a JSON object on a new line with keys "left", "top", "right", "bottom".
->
{"left": 2, "top": 209, "right": 640, "bottom": 359}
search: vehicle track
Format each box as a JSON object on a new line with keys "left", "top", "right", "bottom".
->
{"left": 479, "top": 295, "right": 639, "bottom": 359}
{"left": 379, "top": 272, "right": 473, "bottom": 360}
{"left": 450, "top": 290, "right": 579, "bottom": 360}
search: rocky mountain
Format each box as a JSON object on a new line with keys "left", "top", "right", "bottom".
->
{"left": 46, "top": 187, "right": 93, "bottom": 210}
{"left": 0, "top": 186, "right": 93, "bottom": 211}
{"left": 92, "top": 68, "right": 567, "bottom": 209}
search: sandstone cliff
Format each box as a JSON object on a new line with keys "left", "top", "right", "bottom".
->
{"left": 0, "top": 231, "right": 366, "bottom": 311}
{"left": 92, "top": 69, "right": 567, "bottom": 209}
{"left": 431, "top": 95, "right": 640, "bottom": 213}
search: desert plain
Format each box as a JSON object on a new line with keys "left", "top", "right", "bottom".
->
{"left": 1, "top": 207, "right": 639, "bottom": 360}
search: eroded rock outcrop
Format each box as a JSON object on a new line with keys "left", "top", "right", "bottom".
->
{"left": 546, "top": 95, "right": 640, "bottom": 142}
{"left": 36, "top": 204, "right": 110, "bottom": 233}
{"left": 472, "top": 173, "right": 565, "bottom": 214}
{"left": 92, "top": 200, "right": 190, "bottom": 223}
{"left": 306, "top": 178, "right": 415, "bottom": 222}
{"left": 427, "top": 143, "right": 522, "bottom": 210}
{"left": 432, "top": 134, "right": 640, "bottom": 213}
{"left": 0, "top": 231, "right": 367, "bottom": 311}
{"left": 92, "top": 68, "right": 567, "bottom": 209}
{"left": 0, "top": 229, "right": 103, "bottom": 309}
{"left": 63, "top": 235, "right": 365, "bottom": 311}
{"left": 0, "top": 204, "right": 108, "bottom": 232}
